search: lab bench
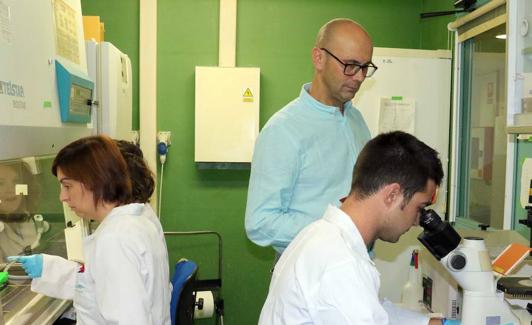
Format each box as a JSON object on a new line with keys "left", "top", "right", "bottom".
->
{"left": 1, "top": 223, "right": 73, "bottom": 325}
{"left": 1, "top": 278, "right": 71, "bottom": 325}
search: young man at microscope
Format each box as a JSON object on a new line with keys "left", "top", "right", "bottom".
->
{"left": 259, "top": 131, "right": 458, "bottom": 325}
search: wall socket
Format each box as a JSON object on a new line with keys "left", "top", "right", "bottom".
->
{"left": 157, "top": 131, "right": 172, "bottom": 145}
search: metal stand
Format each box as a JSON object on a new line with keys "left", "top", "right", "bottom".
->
{"left": 165, "top": 231, "right": 224, "bottom": 324}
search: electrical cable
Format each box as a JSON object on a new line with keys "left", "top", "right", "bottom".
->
{"left": 157, "top": 140, "right": 169, "bottom": 220}
{"left": 158, "top": 162, "right": 165, "bottom": 220}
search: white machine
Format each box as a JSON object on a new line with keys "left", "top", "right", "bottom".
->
{"left": 86, "top": 40, "right": 134, "bottom": 141}
{"left": 0, "top": 0, "right": 93, "bottom": 160}
{"left": 418, "top": 209, "right": 526, "bottom": 324}
{"left": 441, "top": 237, "right": 520, "bottom": 324}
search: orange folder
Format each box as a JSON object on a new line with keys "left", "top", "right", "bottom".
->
{"left": 492, "top": 243, "right": 531, "bottom": 276}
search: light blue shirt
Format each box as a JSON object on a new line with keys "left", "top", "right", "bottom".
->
{"left": 245, "top": 83, "right": 371, "bottom": 253}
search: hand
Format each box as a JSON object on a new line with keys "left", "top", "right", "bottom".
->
{"left": 7, "top": 255, "right": 43, "bottom": 278}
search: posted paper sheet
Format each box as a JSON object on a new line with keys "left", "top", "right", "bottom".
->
{"left": 378, "top": 97, "right": 415, "bottom": 134}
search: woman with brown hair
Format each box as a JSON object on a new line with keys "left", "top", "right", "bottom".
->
{"left": 10, "top": 135, "right": 171, "bottom": 325}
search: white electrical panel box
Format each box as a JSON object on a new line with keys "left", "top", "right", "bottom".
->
{"left": 86, "top": 41, "right": 133, "bottom": 140}
{"left": 195, "top": 66, "right": 260, "bottom": 163}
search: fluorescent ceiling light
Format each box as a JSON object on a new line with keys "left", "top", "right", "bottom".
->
{"left": 495, "top": 34, "right": 507, "bottom": 39}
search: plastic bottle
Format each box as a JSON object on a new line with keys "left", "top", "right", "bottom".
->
{"left": 401, "top": 249, "right": 423, "bottom": 309}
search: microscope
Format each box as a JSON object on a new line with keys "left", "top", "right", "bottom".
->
{"left": 417, "top": 209, "right": 522, "bottom": 325}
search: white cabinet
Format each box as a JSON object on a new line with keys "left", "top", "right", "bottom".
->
{"left": 508, "top": 0, "right": 532, "bottom": 132}
{"left": 195, "top": 66, "right": 260, "bottom": 163}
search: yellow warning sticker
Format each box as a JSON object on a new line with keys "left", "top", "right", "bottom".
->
{"left": 243, "top": 88, "right": 254, "bottom": 103}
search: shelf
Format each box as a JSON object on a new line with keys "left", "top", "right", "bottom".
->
{"left": 507, "top": 125, "right": 532, "bottom": 134}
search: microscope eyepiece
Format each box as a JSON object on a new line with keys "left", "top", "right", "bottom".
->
{"left": 417, "top": 209, "right": 461, "bottom": 260}
{"left": 419, "top": 208, "right": 442, "bottom": 231}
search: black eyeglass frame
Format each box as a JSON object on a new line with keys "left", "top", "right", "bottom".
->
{"left": 319, "top": 47, "right": 378, "bottom": 78}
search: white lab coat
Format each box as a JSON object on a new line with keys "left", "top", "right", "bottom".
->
{"left": 31, "top": 254, "right": 79, "bottom": 299}
{"left": 32, "top": 203, "right": 171, "bottom": 325}
{"left": 259, "top": 205, "right": 430, "bottom": 325}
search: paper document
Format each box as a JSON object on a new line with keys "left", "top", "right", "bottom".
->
{"left": 378, "top": 97, "right": 415, "bottom": 134}
{"left": 54, "top": 0, "right": 80, "bottom": 64}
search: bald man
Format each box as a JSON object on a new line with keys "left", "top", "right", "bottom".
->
{"left": 245, "top": 19, "right": 377, "bottom": 255}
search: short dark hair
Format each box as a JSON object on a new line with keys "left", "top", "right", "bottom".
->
{"left": 351, "top": 131, "right": 443, "bottom": 202}
{"left": 115, "top": 140, "right": 155, "bottom": 203}
{"left": 52, "top": 135, "right": 131, "bottom": 207}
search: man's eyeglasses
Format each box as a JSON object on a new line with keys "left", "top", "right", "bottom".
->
{"left": 320, "top": 48, "right": 378, "bottom": 78}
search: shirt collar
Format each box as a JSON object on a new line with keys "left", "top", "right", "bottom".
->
{"left": 87, "top": 203, "right": 144, "bottom": 240}
{"left": 322, "top": 204, "right": 373, "bottom": 263}
{"left": 300, "top": 82, "right": 352, "bottom": 115}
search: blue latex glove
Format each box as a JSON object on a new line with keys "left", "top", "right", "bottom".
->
{"left": 443, "top": 319, "right": 461, "bottom": 325}
{"left": 7, "top": 255, "right": 43, "bottom": 278}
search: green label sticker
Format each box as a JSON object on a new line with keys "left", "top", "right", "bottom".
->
{"left": 43, "top": 101, "right": 52, "bottom": 108}
{"left": 391, "top": 96, "right": 403, "bottom": 101}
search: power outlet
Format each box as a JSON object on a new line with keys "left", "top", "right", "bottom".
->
{"left": 157, "top": 131, "right": 172, "bottom": 146}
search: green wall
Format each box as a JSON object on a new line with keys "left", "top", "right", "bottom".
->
{"left": 82, "top": 1, "right": 453, "bottom": 324}
{"left": 420, "top": 0, "right": 456, "bottom": 50}
{"left": 81, "top": 0, "right": 140, "bottom": 130}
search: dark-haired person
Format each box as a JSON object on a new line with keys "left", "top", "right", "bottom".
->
{"left": 10, "top": 136, "right": 170, "bottom": 325}
{"left": 115, "top": 139, "right": 155, "bottom": 204}
{"left": 259, "top": 131, "right": 449, "bottom": 325}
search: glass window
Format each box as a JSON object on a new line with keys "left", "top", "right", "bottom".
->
{"left": 457, "top": 24, "right": 507, "bottom": 228}
{"left": 0, "top": 156, "right": 66, "bottom": 262}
